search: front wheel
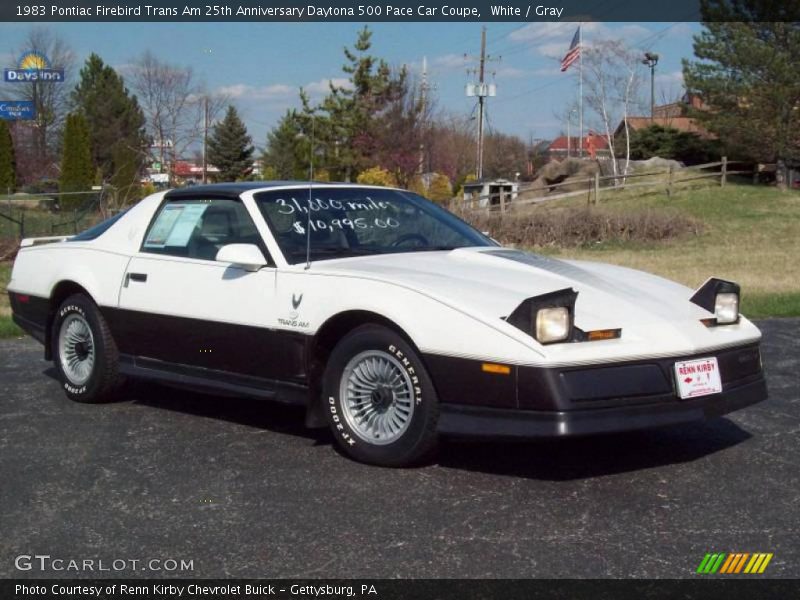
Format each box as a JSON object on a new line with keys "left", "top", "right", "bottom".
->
{"left": 322, "top": 325, "right": 439, "bottom": 467}
{"left": 52, "top": 293, "right": 123, "bottom": 403}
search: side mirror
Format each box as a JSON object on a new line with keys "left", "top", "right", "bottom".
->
{"left": 216, "top": 243, "right": 267, "bottom": 272}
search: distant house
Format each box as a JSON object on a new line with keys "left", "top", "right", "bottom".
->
{"left": 171, "top": 160, "right": 219, "bottom": 184}
{"left": 546, "top": 135, "right": 612, "bottom": 161}
{"left": 615, "top": 93, "right": 715, "bottom": 140}
{"left": 462, "top": 179, "right": 519, "bottom": 207}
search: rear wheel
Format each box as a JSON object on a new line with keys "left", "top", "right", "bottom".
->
{"left": 322, "top": 325, "right": 439, "bottom": 466}
{"left": 52, "top": 294, "right": 123, "bottom": 403}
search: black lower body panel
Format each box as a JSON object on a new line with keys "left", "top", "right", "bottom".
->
{"left": 118, "top": 355, "right": 309, "bottom": 405}
{"left": 437, "top": 376, "right": 767, "bottom": 438}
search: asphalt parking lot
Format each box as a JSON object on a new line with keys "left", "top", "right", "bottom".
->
{"left": 0, "top": 319, "right": 797, "bottom": 579}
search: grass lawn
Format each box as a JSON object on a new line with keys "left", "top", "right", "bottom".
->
{"left": 534, "top": 182, "right": 800, "bottom": 318}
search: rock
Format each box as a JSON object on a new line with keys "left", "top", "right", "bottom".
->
{"left": 535, "top": 158, "right": 599, "bottom": 193}
{"left": 633, "top": 157, "right": 685, "bottom": 171}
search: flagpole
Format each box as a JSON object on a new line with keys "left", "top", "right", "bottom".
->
{"left": 579, "top": 23, "right": 583, "bottom": 158}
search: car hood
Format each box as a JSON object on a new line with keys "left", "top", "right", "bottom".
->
{"left": 309, "top": 247, "right": 761, "bottom": 360}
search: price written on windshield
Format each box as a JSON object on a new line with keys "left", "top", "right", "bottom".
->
{"left": 293, "top": 217, "right": 401, "bottom": 234}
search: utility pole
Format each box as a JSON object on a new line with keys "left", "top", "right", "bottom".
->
{"left": 465, "top": 27, "right": 499, "bottom": 180}
{"left": 419, "top": 56, "right": 429, "bottom": 174}
{"left": 578, "top": 24, "right": 583, "bottom": 157}
{"left": 476, "top": 27, "right": 486, "bottom": 180}
{"left": 202, "top": 95, "right": 209, "bottom": 184}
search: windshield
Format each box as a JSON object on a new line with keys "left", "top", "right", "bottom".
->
{"left": 254, "top": 186, "right": 495, "bottom": 264}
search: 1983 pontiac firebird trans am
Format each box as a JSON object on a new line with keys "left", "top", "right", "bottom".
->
{"left": 8, "top": 183, "right": 767, "bottom": 466}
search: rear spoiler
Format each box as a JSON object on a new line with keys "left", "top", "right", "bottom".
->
{"left": 19, "top": 235, "right": 73, "bottom": 248}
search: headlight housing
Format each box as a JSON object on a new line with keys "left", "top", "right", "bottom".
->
{"left": 690, "top": 278, "right": 741, "bottom": 325}
{"left": 535, "top": 307, "right": 570, "bottom": 343}
{"left": 714, "top": 292, "right": 739, "bottom": 324}
{"left": 506, "top": 288, "right": 577, "bottom": 345}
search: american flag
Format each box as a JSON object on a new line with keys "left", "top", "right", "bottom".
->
{"left": 560, "top": 27, "right": 581, "bottom": 72}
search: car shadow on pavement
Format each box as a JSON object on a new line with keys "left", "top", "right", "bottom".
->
{"left": 131, "top": 382, "right": 332, "bottom": 442}
{"left": 436, "top": 419, "right": 752, "bottom": 480}
{"left": 41, "top": 367, "right": 330, "bottom": 443}
{"left": 42, "top": 368, "right": 754, "bottom": 478}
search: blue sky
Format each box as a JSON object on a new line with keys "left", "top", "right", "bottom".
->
{"left": 0, "top": 21, "right": 700, "bottom": 150}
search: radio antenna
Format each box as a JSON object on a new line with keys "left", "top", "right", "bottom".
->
{"left": 305, "top": 116, "right": 315, "bottom": 271}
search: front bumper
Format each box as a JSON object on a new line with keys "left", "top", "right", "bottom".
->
{"left": 438, "top": 375, "right": 767, "bottom": 438}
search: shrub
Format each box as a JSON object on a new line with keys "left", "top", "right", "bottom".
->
{"left": 356, "top": 167, "right": 396, "bottom": 187}
{"left": 465, "top": 207, "right": 702, "bottom": 248}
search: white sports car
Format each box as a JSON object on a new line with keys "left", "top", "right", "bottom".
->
{"left": 8, "top": 183, "right": 767, "bottom": 466}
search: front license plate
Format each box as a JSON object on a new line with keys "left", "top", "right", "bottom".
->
{"left": 674, "top": 357, "right": 722, "bottom": 399}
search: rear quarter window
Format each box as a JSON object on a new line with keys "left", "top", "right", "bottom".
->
{"left": 68, "top": 209, "right": 129, "bottom": 242}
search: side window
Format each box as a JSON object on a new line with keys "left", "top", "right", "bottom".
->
{"left": 142, "top": 198, "right": 265, "bottom": 262}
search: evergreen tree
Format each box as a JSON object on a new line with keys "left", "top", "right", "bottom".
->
{"left": 71, "top": 53, "right": 147, "bottom": 185}
{"left": 262, "top": 111, "right": 306, "bottom": 180}
{"left": 111, "top": 144, "right": 143, "bottom": 205}
{"left": 300, "top": 26, "right": 405, "bottom": 181}
{"left": 207, "top": 106, "right": 254, "bottom": 181}
{"left": 0, "top": 120, "right": 16, "bottom": 194}
{"left": 683, "top": 4, "right": 800, "bottom": 186}
{"left": 619, "top": 125, "right": 720, "bottom": 165}
{"left": 59, "top": 113, "right": 93, "bottom": 210}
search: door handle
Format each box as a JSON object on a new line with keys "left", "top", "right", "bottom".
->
{"left": 127, "top": 273, "right": 148, "bottom": 283}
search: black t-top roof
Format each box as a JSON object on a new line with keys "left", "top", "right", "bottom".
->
{"left": 164, "top": 181, "right": 361, "bottom": 199}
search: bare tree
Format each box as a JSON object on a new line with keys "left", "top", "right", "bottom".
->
{"left": 128, "top": 52, "right": 227, "bottom": 183}
{"left": 552, "top": 98, "right": 580, "bottom": 156}
{"left": 5, "top": 28, "right": 75, "bottom": 182}
{"left": 582, "top": 40, "right": 644, "bottom": 179}
{"left": 427, "top": 112, "right": 476, "bottom": 185}
{"left": 372, "top": 71, "right": 434, "bottom": 187}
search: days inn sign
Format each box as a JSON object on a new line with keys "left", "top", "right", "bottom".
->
{"left": 4, "top": 51, "right": 65, "bottom": 83}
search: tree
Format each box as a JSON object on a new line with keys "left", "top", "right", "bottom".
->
{"left": 482, "top": 132, "right": 529, "bottom": 180}
{"left": 583, "top": 39, "right": 644, "bottom": 179}
{"left": 262, "top": 111, "right": 306, "bottom": 180}
{"left": 683, "top": 5, "right": 800, "bottom": 188}
{"left": 128, "top": 52, "right": 226, "bottom": 183}
{"left": 356, "top": 166, "right": 396, "bottom": 187}
{"left": 0, "top": 121, "right": 16, "bottom": 193}
{"left": 370, "top": 73, "right": 432, "bottom": 188}
{"left": 300, "top": 26, "right": 405, "bottom": 181}
{"left": 6, "top": 28, "right": 75, "bottom": 183}
{"left": 207, "top": 106, "right": 253, "bottom": 181}
{"left": 59, "top": 113, "right": 93, "bottom": 210}
{"left": 71, "top": 54, "right": 147, "bottom": 189}
{"left": 620, "top": 124, "right": 720, "bottom": 165}
{"left": 426, "top": 172, "right": 453, "bottom": 203}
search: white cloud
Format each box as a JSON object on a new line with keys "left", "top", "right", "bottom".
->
{"left": 431, "top": 53, "right": 469, "bottom": 70}
{"left": 537, "top": 42, "right": 570, "bottom": 58}
{"left": 216, "top": 83, "right": 295, "bottom": 101}
{"left": 303, "top": 77, "right": 351, "bottom": 95}
{"left": 656, "top": 70, "right": 684, "bottom": 85}
{"left": 510, "top": 22, "right": 601, "bottom": 43}
{"left": 511, "top": 22, "right": 661, "bottom": 59}
{"left": 213, "top": 77, "right": 352, "bottom": 106}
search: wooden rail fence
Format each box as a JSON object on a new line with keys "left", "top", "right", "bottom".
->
{"left": 458, "top": 157, "right": 753, "bottom": 213}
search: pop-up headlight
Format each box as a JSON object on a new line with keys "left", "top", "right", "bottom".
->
{"left": 506, "top": 288, "right": 578, "bottom": 345}
{"left": 691, "top": 278, "right": 740, "bottom": 325}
